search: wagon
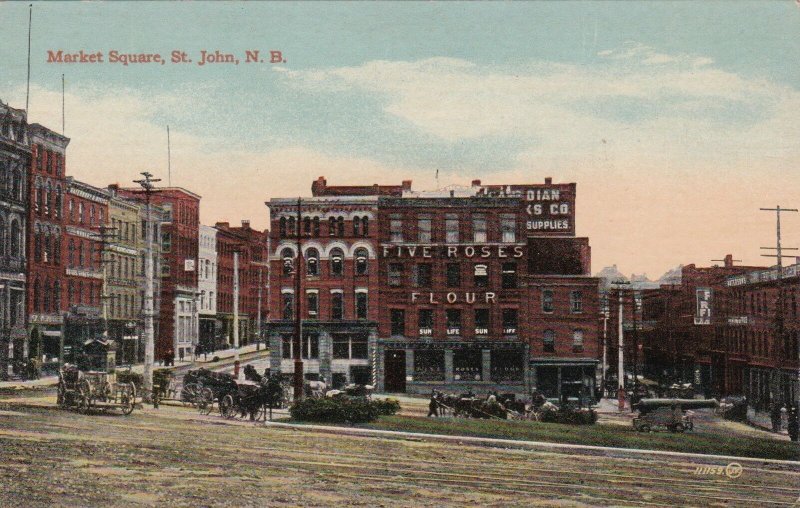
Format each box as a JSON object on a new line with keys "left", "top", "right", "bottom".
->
{"left": 57, "top": 365, "right": 137, "bottom": 415}
{"left": 632, "top": 398, "right": 718, "bottom": 432}
{"left": 182, "top": 368, "right": 238, "bottom": 414}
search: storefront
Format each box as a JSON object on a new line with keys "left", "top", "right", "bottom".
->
{"left": 530, "top": 358, "right": 598, "bottom": 404}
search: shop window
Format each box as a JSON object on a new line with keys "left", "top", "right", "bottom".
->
{"left": 388, "top": 263, "right": 403, "bottom": 287}
{"left": 333, "top": 335, "right": 349, "bottom": 359}
{"left": 351, "top": 336, "right": 368, "bottom": 359}
{"left": 543, "top": 330, "right": 555, "bottom": 353}
{"left": 446, "top": 263, "right": 461, "bottom": 288}
{"left": 542, "top": 289, "right": 554, "bottom": 313}
{"left": 501, "top": 262, "right": 517, "bottom": 289}
{"left": 454, "top": 349, "right": 482, "bottom": 381}
{"left": 391, "top": 309, "right": 405, "bottom": 336}
{"left": 415, "top": 350, "right": 445, "bottom": 381}
{"left": 502, "top": 308, "right": 518, "bottom": 335}
{"left": 491, "top": 350, "right": 524, "bottom": 382}
{"left": 302, "top": 333, "right": 319, "bottom": 359}
{"left": 474, "top": 308, "right": 490, "bottom": 336}
{"left": 282, "top": 336, "right": 292, "bottom": 359}
{"left": 331, "top": 292, "right": 343, "bottom": 320}
{"left": 446, "top": 309, "right": 462, "bottom": 336}
{"left": 418, "top": 309, "right": 433, "bottom": 337}
{"left": 473, "top": 264, "right": 488, "bottom": 287}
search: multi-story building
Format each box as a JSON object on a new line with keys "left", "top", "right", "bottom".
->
{"left": 105, "top": 185, "right": 144, "bottom": 364}
{"left": 0, "top": 102, "right": 29, "bottom": 378}
{"left": 267, "top": 176, "right": 600, "bottom": 398}
{"left": 266, "top": 177, "right": 392, "bottom": 388}
{"left": 62, "top": 178, "right": 108, "bottom": 369}
{"left": 198, "top": 224, "right": 217, "bottom": 352}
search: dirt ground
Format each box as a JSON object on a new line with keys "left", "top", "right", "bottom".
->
{"left": 0, "top": 390, "right": 798, "bottom": 507}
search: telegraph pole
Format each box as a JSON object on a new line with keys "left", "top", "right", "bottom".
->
{"left": 95, "top": 225, "right": 118, "bottom": 341}
{"left": 600, "top": 294, "right": 609, "bottom": 397}
{"left": 233, "top": 251, "right": 240, "bottom": 359}
{"left": 256, "top": 267, "right": 262, "bottom": 351}
{"left": 760, "top": 206, "right": 798, "bottom": 406}
{"left": 613, "top": 280, "right": 630, "bottom": 410}
{"left": 133, "top": 172, "right": 160, "bottom": 399}
{"left": 293, "top": 198, "right": 304, "bottom": 400}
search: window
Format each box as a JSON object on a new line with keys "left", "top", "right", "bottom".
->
{"left": 454, "top": 349, "right": 482, "bottom": 381}
{"left": 502, "top": 308, "right": 518, "bottom": 335}
{"left": 491, "top": 350, "right": 524, "bottom": 382}
{"left": 355, "top": 248, "right": 368, "bottom": 275}
{"left": 279, "top": 217, "right": 287, "bottom": 238}
{"left": 445, "top": 214, "right": 459, "bottom": 244}
{"left": 446, "top": 309, "right": 462, "bottom": 336}
{"left": 473, "top": 264, "right": 488, "bottom": 287}
{"left": 282, "top": 293, "right": 294, "bottom": 320}
{"left": 353, "top": 216, "right": 361, "bottom": 237}
{"left": 390, "top": 216, "right": 403, "bottom": 243}
{"left": 303, "top": 216, "right": 311, "bottom": 236}
{"left": 474, "top": 309, "right": 490, "bottom": 335}
{"left": 543, "top": 330, "right": 555, "bottom": 353}
{"left": 162, "top": 232, "right": 171, "bottom": 252}
{"left": 282, "top": 336, "right": 293, "bottom": 360}
{"left": 502, "top": 262, "right": 517, "bottom": 289}
{"left": 418, "top": 215, "right": 432, "bottom": 243}
{"left": 415, "top": 263, "right": 432, "bottom": 287}
{"left": 302, "top": 333, "right": 319, "bottom": 359}
{"left": 355, "top": 292, "right": 368, "bottom": 320}
{"left": 307, "top": 291, "right": 318, "bottom": 318}
{"left": 570, "top": 291, "right": 583, "bottom": 313}
{"left": 328, "top": 217, "right": 336, "bottom": 237}
{"left": 336, "top": 217, "right": 344, "bottom": 237}
{"left": 330, "top": 248, "right": 344, "bottom": 276}
{"left": 361, "top": 216, "right": 369, "bottom": 236}
{"left": 281, "top": 248, "right": 294, "bottom": 276}
{"left": 388, "top": 263, "right": 404, "bottom": 287}
{"left": 286, "top": 216, "right": 296, "bottom": 236}
{"left": 415, "top": 350, "right": 445, "bottom": 381}
{"left": 306, "top": 248, "right": 319, "bottom": 276}
{"left": 391, "top": 309, "right": 405, "bottom": 336}
{"left": 331, "top": 292, "right": 344, "bottom": 320}
{"left": 501, "top": 215, "right": 516, "bottom": 243}
{"left": 542, "top": 289, "right": 554, "bottom": 313}
{"left": 572, "top": 329, "right": 584, "bottom": 352}
{"left": 446, "top": 263, "right": 461, "bottom": 288}
{"left": 472, "top": 214, "right": 487, "bottom": 243}
{"left": 418, "top": 309, "right": 433, "bottom": 336}
{"left": 333, "top": 335, "right": 349, "bottom": 359}
{"left": 351, "top": 335, "right": 368, "bottom": 358}
{"left": 78, "top": 202, "right": 84, "bottom": 223}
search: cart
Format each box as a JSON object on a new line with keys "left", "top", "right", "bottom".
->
{"left": 57, "top": 365, "right": 137, "bottom": 415}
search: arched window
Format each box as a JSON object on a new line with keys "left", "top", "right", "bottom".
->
{"left": 306, "top": 248, "right": 319, "bottom": 276}
{"left": 303, "top": 216, "right": 311, "bottom": 236}
{"left": 353, "top": 216, "right": 361, "bottom": 237}
{"left": 54, "top": 186, "right": 62, "bottom": 219}
{"left": 53, "top": 235, "right": 61, "bottom": 265}
{"left": 54, "top": 280, "right": 61, "bottom": 311}
{"left": 281, "top": 248, "right": 294, "bottom": 276}
{"left": 312, "top": 216, "right": 320, "bottom": 236}
{"left": 90, "top": 205, "right": 95, "bottom": 226}
{"left": 279, "top": 217, "right": 286, "bottom": 238}
{"left": 329, "top": 248, "right": 344, "bottom": 276}
{"left": 33, "top": 278, "right": 40, "bottom": 312}
{"left": 355, "top": 247, "right": 368, "bottom": 275}
{"left": 44, "top": 181, "right": 51, "bottom": 216}
{"left": 34, "top": 230, "right": 42, "bottom": 262}
{"left": 286, "top": 217, "right": 296, "bottom": 237}
{"left": 35, "top": 181, "right": 42, "bottom": 214}
{"left": 44, "top": 231, "right": 52, "bottom": 263}
{"left": 361, "top": 216, "right": 369, "bottom": 236}
{"left": 43, "top": 279, "right": 51, "bottom": 313}
{"left": 12, "top": 169, "right": 22, "bottom": 202}
{"left": 328, "top": 217, "right": 336, "bottom": 237}
{"left": 0, "top": 216, "right": 6, "bottom": 258}
{"left": 68, "top": 239, "right": 75, "bottom": 267}
{"left": 337, "top": 217, "right": 344, "bottom": 237}
{"left": 10, "top": 220, "right": 20, "bottom": 258}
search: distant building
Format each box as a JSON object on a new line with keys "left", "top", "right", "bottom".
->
{"left": 0, "top": 102, "right": 29, "bottom": 378}
{"left": 198, "top": 224, "right": 217, "bottom": 352}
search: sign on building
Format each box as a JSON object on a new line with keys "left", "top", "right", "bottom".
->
{"left": 184, "top": 259, "right": 195, "bottom": 272}
{"left": 694, "top": 288, "right": 712, "bottom": 325}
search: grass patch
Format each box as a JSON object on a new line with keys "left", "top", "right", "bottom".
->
{"left": 294, "top": 415, "right": 798, "bottom": 461}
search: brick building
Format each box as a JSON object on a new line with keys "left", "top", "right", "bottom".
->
{"left": 267, "top": 177, "right": 601, "bottom": 398}
{"left": 0, "top": 102, "right": 29, "bottom": 378}
{"left": 266, "top": 179, "right": 387, "bottom": 388}
{"left": 198, "top": 224, "right": 217, "bottom": 352}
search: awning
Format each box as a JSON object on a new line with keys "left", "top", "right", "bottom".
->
{"left": 42, "top": 330, "right": 62, "bottom": 337}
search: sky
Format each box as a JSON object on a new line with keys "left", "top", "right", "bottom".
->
{"left": 1, "top": 1, "right": 799, "bottom": 278}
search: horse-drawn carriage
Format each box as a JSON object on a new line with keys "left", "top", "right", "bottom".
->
{"left": 181, "top": 368, "right": 237, "bottom": 414}
{"left": 56, "top": 338, "right": 137, "bottom": 415}
{"left": 632, "top": 398, "right": 718, "bottom": 432}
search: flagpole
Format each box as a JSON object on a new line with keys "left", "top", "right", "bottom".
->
{"left": 26, "top": 4, "right": 32, "bottom": 112}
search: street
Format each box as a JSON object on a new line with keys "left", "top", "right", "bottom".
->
{"left": 1, "top": 388, "right": 798, "bottom": 507}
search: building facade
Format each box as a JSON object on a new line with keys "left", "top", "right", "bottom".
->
{"left": 0, "top": 102, "right": 29, "bottom": 378}
{"left": 198, "top": 224, "right": 217, "bottom": 352}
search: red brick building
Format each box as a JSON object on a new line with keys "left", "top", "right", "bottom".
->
{"left": 118, "top": 187, "right": 200, "bottom": 361}
{"left": 267, "top": 177, "right": 601, "bottom": 398}
{"left": 214, "top": 220, "right": 269, "bottom": 349}
{"left": 25, "top": 124, "right": 68, "bottom": 372}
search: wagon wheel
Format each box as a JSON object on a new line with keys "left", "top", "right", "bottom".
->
{"left": 197, "top": 387, "right": 214, "bottom": 415}
{"left": 182, "top": 383, "right": 200, "bottom": 407}
{"left": 120, "top": 383, "right": 136, "bottom": 415}
{"left": 220, "top": 394, "right": 237, "bottom": 419}
{"left": 673, "top": 423, "right": 686, "bottom": 433}
{"left": 78, "top": 379, "right": 92, "bottom": 414}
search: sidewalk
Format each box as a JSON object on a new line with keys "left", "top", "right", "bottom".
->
{"left": 0, "top": 343, "right": 266, "bottom": 390}
{"left": 747, "top": 408, "right": 790, "bottom": 436}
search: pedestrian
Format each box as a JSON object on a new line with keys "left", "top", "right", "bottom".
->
{"left": 179, "top": 348, "right": 185, "bottom": 362}
{"left": 233, "top": 360, "right": 241, "bottom": 379}
{"left": 770, "top": 403, "right": 782, "bottom": 432}
{"left": 427, "top": 391, "right": 439, "bottom": 418}
{"left": 196, "top": 343, "right": 203, "bottom": 362}
{"left": 788, "top": 405, "right": 799, "bottom": 442}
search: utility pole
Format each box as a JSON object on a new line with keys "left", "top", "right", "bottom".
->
{"left": 133, "top": 172, "right": 160, "bottom": 399}
{"left": 760, "top": 206, "right": 798, "bottom": 407}
{"left": 95, "top": 225, "right": 118, "bottom": 341}
{"left": 600, "top": 294, "right": 609, "bottom": 397}
{"left": 293, "top": 198, "right": 304, "bottom": 400}
{"left": 256, "top": 267, "right": 262, "bottom": 351}
{"left": 613, "top": 280, "right": 630, "bottom": 410}
{"left": 233, "top": 251, "right": 239, "bottom": 359}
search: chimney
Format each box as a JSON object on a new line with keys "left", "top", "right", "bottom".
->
{"left": 544, "top": 177, "right": 552, "bottom": 185}
{"left": 471, "top": 179, "right": 481, "bottom": 186}
{"left": 107, "top": 183, "right": 119, "bottom": 196}
{"left": 402, "top": 180, "right": 412, "bottom": 191}
{"left": 724, "top": 254, "right": 733, "bottom": 268}
{"left": 215, "top": 222, "right": 230, "bottom": 229}
{"left": 241, "top": 219, "right": 250, "bottom": 229}
{"left": 311, "top": 176, "right": 327, "bottom": 196}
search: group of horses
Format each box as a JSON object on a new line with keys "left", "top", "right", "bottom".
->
{"left": 429, "top": 391, "right": 538, "bottom": 420}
